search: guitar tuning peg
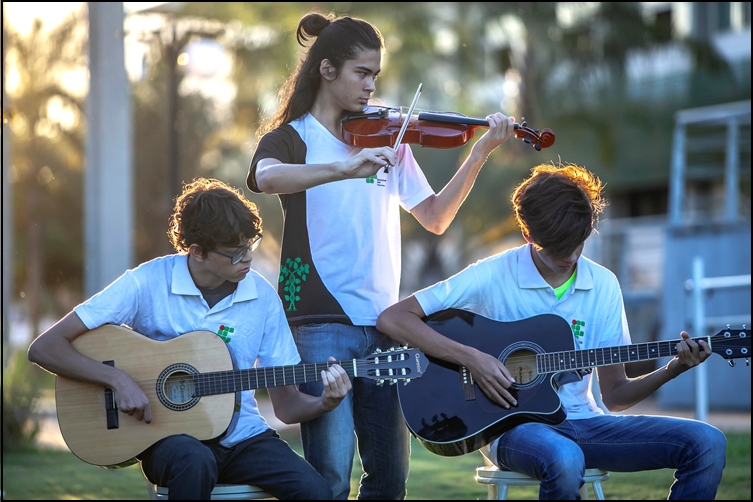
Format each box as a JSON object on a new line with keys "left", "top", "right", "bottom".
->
{"left": 521, "top": 121, "right": 527, "bottom": 127}
{"left": 534, "top": 144, "right": 542, "bottom": 151}
{"left": 403, "top": 378, "right": 411, "bottom": 385}
{"left": 728, "top": 360, "right": 736, "bottom": 367}
{"left": 746, "top": 358, "right": 750, "bottom": 367}
{"left": 403, "top": 344, "right": 408, "bottom": 349}
{"left": 375, "top": 348, "right": 382, "bottom": 354}
{"left": 377, "top": 379, "right": 385, "bottom": 386}
{"left": 390, "top": 379, "right": 397, "bottom": 385}
{"left": 389, "top": 347, "right": 395, "bottom": 352}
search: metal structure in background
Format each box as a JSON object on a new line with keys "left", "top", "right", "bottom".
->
{"left": 669, "top": 100, "right": 751, "bottom": 227}
{"left": 658, "top": 99, "right": 751, "bottom": 412}
{"left": 686, "top": 257, "right": 751, "bottom": 422}
{"left": 85, "top": 2, "right": 133, "bottom": 297}
{"left": 2, "top": 16, "right": 12, "bottom": 366}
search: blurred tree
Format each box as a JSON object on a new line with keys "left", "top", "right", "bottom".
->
{"left": 5, "top": 10, "right": 87, "bottom": 335}
{"left": 131, "top": 64, "right": 219, "bottom": 262}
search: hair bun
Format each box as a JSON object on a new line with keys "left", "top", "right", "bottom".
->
{"left": 297, "top": 12, "right": 334, "bottom": 45}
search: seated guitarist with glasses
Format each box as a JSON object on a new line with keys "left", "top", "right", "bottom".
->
{"left": 376, "top": 163, "right": 727, "bottom": 500}
{"left": 28, "top": 178, "right": 351, "bottom": 500}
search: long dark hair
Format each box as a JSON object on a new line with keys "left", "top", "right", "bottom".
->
{"left": 257, "top": 12, "right": 383, "bottom": 139}
{"left": 511, "top": 163, "right": 607, "bottom": 258}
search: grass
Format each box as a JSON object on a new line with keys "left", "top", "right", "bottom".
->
{"left": 2, "top": 431, "right": 750, "bottom": 499}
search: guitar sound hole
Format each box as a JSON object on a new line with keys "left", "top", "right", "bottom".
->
{"left": 164, "top": 372, "right": 196, "bottom": 405}
{"left": 504, "top": 350, "right": 539, "bottom": 387}
{"left": 156, "top": 363, "right": 201, "bottom": 411}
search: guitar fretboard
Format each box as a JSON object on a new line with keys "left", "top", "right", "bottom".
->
{"left": 193, "top": 360, "right": 356, "bottom": 397}
{"left": 537, "top": 338, "right": 705, "bottom": 374}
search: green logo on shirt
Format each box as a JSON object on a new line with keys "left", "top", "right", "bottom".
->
{"left": 280, "top": 257, "right": 309, "bottom": 311}
{"left": 571, "top": 319, "right": 585, "bottom": 345}
{"left": 366, "top": 174, "right": 386, "bottom": 187}
{"left": 217, "top": 324, "right": 234, "bottom": 343}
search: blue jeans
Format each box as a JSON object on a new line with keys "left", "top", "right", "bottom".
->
{"left": 293, "top": 323, "right": 411, "bottom": 500}
{"left": 139, "top": 430, "right": 332, "bottom": 500}
{"left": 488, "top": 414, "right": 727, "bottom": 500}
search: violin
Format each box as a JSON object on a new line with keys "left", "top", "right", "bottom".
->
{"left": 341, "top": 106, "right": 555, "bottom": 152}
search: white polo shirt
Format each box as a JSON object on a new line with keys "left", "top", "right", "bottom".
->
{"left": 74, "top": 254, "right": 301, "bottom": 447}
{"left": 413, "top": 243, "right": 631, "bottom": 420}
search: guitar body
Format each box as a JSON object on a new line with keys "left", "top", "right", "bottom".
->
{"left": 56, "top": 326, "right": 236, "bottom": 467}
{"left": 398, "top": 310, "right": 574, "bottom": 457}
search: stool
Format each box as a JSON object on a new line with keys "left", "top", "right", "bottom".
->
{"left": 145, "top": 479, "right": 273, "bottom": 500}
{"left": 476, "top": 465, "right": 609, "bottom": 500}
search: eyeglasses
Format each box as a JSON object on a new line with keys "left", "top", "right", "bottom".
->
{"left": 211, "top": 235, "right": 263, "bottom": 265}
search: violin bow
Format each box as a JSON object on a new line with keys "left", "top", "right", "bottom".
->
{"left": 385, "top": 83, "right": 423, "bottom": 173}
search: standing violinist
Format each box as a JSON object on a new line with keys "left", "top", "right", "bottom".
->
{"left": 247, "top": 11, "right": 515, "bottom": 500}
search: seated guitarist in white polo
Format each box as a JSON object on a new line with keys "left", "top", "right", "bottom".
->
{"left": 28, "top": 178, "right": 351, "bottom": 500}
{"left": 377, "top": 163, "right": 727, "bottom": 500}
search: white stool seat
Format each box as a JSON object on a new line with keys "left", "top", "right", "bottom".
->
{"left": 476, "top": 465, "right": 609, "bottom": 500}
{"left": 146, "top": 480, "right": 273, "bottom": 500}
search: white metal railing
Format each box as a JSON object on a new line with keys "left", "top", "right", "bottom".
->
{"left": 669, "top": 100, "right": 751, "bottom": 227}
{"left": 685, "top": 256, "right": 751, "bottom": 422}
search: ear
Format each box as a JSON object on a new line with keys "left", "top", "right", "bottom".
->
{"left": 187, "top": 243, "right": 206, "bottom": 262}
{"left": 319, "top": 59, "right": 336, "bottom": 81}
{"left": 521, "top": 230, "right": 533, "bottom": 244}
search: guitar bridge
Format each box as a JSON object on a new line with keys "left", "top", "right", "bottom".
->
{"left": 459, "top": 366, "right": 476, "bottom": 401}
{"left": 103, "top": 360, "right": 119, "bottom": 430}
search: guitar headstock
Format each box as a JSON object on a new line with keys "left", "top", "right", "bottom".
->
{"left": 710, "top": 326, "right": 750, "bottom": 366}
{"left": 358, "top": 347, "right": 429, "bottom": 385}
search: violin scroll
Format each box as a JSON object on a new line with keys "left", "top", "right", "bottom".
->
{"left": 513, "top": 121, "right": 555, "bottom": 151}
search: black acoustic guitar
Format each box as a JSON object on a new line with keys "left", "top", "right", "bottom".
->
{"left": 397, "top": 309, "right": 750, "bottom": 457}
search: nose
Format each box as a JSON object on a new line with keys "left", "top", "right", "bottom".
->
{"left": 240, "top": 248, "right": 253, "bottom": 264}
{"left": 365, "top": 77, "right": 376, "bottom": 93}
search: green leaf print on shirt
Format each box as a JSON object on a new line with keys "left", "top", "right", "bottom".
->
{"left": 279, "top": 257, "right": 310, "bottom": 311}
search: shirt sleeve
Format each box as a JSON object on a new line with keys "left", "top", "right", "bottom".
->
{"left": 74, "top": 270, "right": 141, "bottom": 330}
{"left": 413, "top": 261, "right": 488, "bottom": 317}
{"left": 396, "top": 144, "right": 434, "bottom": 211}
{"left": 255, "top": 299, "right": 301, "bottom": 368}
{"left": 247, "top": 127, "right": 299, "bottom": 194}
{"left": 597, "top": 278, "right": 632, "bottom": 348}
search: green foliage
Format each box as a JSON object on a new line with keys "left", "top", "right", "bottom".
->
{"left": 2, "top": 351, "right": 50, "bottom": 451}
{"left": 5, "top": 8, "right": 87, "bottom": 314}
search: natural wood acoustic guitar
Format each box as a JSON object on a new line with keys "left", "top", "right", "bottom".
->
{"left": 55, "top": 324, "right": 428, "bottom": 467}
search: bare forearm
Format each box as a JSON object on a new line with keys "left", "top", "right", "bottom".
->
{"left": 255, "top": 162, "right": 344, "bottom": 194}
{"left": 27, "top": 312, "right": 126, "bottom": 388}
{"left": 272, "top": 391, "right": 330, "bottom": 424}
{"left": 602, "top": 364, "right": 675, "bottom": 412}
{"left": 413, "top": 148, "right": 487, "bottom": 234}
{"left": 376, "top": 303, "right": 480, "bottom": 369}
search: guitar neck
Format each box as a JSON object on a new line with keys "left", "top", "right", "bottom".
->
{"left": 193, "top": 360, "right": 356, "bottom": 397}
{"left": 539, "top": 337, "right": 707, "bottom": 374}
